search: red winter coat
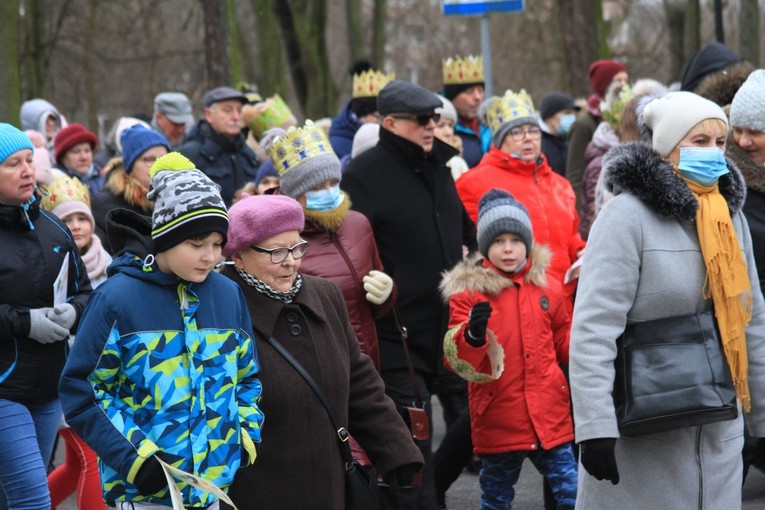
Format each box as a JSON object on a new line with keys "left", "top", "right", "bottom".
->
{"left": 439, "top": 246, "right": 573, "bottom": 454}
{"left": 299, "top": 207, "right": 396, "bottom": 370}
{"left": 455, "top": 147, "right": 586, "bottom": 292}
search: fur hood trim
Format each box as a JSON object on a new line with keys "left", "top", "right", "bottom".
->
{"left": 725, "top": 139, "right": 765, "bottom": 195}
{"left": 439, "top": 244, "right": 551, "bottom": 301}
{"left": 101, "top": 158, "right": 153, "bottom": 212}
{"left": 696, "top": 61, "right": 756, "bottom": 107}
{"left": 602, "top": 142, "right": 746, "bottom": 221}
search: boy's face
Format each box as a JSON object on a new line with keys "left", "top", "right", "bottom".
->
{"left": 157, "top": 232, "right": 224, "bottom": 283}
{"left": 487, "top": 233, "right": 527, "bottom": 273}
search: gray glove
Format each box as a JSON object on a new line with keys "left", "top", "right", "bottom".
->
{"left": 29, "top": 308, "right": 70, "bottom": 344}
{"left": 47, "top": 303, "right": 76, "bottom": 330}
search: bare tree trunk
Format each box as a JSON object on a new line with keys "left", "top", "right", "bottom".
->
{"left": 371, "top": 0, "right": 387, "bottom": 68}
{"left": 739, "top": 0, "right": 760, "bottom": 65}
{"left": 0, "top": 0, "right": 21, "bottom": 125}
{"left": 251, "top": 0, "right": 288, "bottom": 97}
{"left": 202, "top": 0, "right": 230, "bottom": 88}
{"left": 556, "top": 0, "right": 600, "bottom": 97}
{"left": 346, "top": 0, "right": 364, "bottom": 63}
{"left": 683, "top": 0, "right": 700, "bottom": 64}
{"left": 273, "top": 0, "right": 337, "bottom": 118}
{"left": 23, "top": 0, "right": 44, "bottom": 98}
{"left": 226, "top": 0, "right": 242, "bottom": 86}
{"left": 664, "top": 1, "right": 686, "bottom": 83}
{"left": 83, "top": 1, "right": 98, "bottom": 133}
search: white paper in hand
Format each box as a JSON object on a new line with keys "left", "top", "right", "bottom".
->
{"left": 157, "top": 457, "right": 238, "bottom": 510}
{"left": 53, "top": 252, "right": 69, "bottom": 306}
{"left": 563, "top": 257, "right": 583, "bottom": 285}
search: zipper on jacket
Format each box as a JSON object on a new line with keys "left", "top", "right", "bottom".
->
{"left": 696, "top": 426, "right": 703, "bottom": 509}
{"left": 329, "top": 230, "right": 364, "bottom": 304}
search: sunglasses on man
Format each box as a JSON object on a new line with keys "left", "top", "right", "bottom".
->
{"left": 390, "top": 112, "right": 441, "bottom": 126}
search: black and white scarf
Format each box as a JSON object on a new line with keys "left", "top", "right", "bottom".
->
{"left": 236, "top": 268, "right": 303, "bottom": 303}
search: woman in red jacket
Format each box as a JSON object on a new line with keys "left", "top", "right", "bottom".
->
{"left": 456, "top": 90, "right": 585, "bottom": 302}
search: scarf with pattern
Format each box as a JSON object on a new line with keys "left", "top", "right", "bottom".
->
{"left": 236, "top": 267, "right": 302, "bottom": 304}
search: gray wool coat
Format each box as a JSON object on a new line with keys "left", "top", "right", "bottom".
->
{"left": 569, "top": 142, "right": 765, "bottom": 510}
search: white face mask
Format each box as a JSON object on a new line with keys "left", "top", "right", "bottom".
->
{"left": 557, "top": 114, "right": 576, "bottom": 136}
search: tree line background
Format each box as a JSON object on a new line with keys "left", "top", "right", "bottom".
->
{"left": 0, "top": 0, "right": 762, "bottom": 142}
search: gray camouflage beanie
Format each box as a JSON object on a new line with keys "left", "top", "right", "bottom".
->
{"left": 147, "top": 152, "right": 228, "bottom": 253}
{"left": 477, "top": 189, "right": 533, "bottom": 257}
{"left": 730, "top": 69, "right": 765, "bottom": 132}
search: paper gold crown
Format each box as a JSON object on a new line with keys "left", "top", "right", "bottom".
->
{"left": 248, "top": 94, "right": 295, "bottom": 139}
{"left": 442, "top": 55, "right": 484, "bottom": 85}
{"left": 41, "top": 175, "right": 91, "bottom": 212}
{"left": 484, "top": 89, "right": 536, "bottom": 133}
{"left": 352, "top": 69, "right": 395, "bottom": 98}
{"left": 267, "top": 120, "right": 334, "bottom": 176}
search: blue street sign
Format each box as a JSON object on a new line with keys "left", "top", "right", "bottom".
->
{"left": 442, "top": 0, "right": 525, "bottom": 16}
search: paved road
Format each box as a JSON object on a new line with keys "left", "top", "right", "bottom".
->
{"left": 55, "top": 402, "right": 765, "bottom": 509}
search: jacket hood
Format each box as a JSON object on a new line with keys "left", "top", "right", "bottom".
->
{"left": 101, "top": 158, "right": 154, "bottom": 212}
{"left": 726, "top": 138, "right": 765, "bottom": 195}
{"left": 439, "top": 244, "right": 551, "bottom": 301}
{"left": 601, "top": 142, "right": 746, "bottom": 221}
{"left": 105, "top": 208, "right": 154, "bottom": 259}
{"left": 20, "top": 99, "right": 62, "bottom": 133}
{"left": 329, "top": 103, "right": 361, "bottom": 140}
{"left": 681, "top": 42, "right": 741, "bottom": 93}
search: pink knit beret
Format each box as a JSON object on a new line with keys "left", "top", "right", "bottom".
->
{"left": 223, "top": 194, "right": 305, "bottom": 258}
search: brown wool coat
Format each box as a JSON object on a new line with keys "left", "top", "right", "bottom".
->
{"left": 221, "top": 268, "right": 423, "bottom": 510}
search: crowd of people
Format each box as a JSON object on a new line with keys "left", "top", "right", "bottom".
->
{"left": 2, "top": 41, "right": 765, "bottom": 510}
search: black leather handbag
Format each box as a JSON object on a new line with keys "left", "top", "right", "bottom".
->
{"left": 613, "top": 310, "right": 738, "bottom": 437}
{"left": 264, "top": 336, "right": 380, "bottom": 510}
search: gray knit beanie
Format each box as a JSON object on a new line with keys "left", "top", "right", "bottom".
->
{"left": 730, "top": 69, "right": 765, "bottom": 132}
{"left": 267, "top": 121, "right": 342, "bottom": 199}
{"left": 477, "top": 189, "right": 533, "bottom": 257}
{"left": 147, "top": 152, "right": 228, "bottom": 253}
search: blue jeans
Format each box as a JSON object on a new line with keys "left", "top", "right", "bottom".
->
{"left": 479, "top": 443, "right": 577, "bottom": 510}
{"left": 0, "top": 398, "right": 62, "bottom": 510}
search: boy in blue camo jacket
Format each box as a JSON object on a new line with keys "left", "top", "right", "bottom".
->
{"left": 60, "top": 153, "right": 263, "bottom": 510}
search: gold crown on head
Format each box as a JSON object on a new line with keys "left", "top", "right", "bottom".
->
{"left": 41, "top": 175, "right": 91, "bottom": 212}
{"left": 248, "top": 94, "right": 294, "bottom": 139}
{"left": 484, "top": 89, "right": 536, "bottom": 133}
{"left": 353, "top": 70, "right": 395, "bottom": 98}
{"left": 268, "top": 120, "right": 334, "bottom": 176}
{"left": 442, "top": 55, "right": 484, "bottom": 85}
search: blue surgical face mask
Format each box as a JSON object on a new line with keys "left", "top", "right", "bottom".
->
{"left": 557, "top": 113, "right": 576, "bottom": 136}
{"left": 305, "top": 184, "right": 343, "bottom": 211}
{"left": 677, "top": 147, "right": 729, "bottom": 187}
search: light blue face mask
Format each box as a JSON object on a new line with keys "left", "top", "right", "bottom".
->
{"left": 677, "top": 147, "right": 729, "bottom": 187}
{"left": 557, "top": 113, "right": 576, "bottom": 136}
{"left": 305, "top": 184, "right": 343, "bottom": 211}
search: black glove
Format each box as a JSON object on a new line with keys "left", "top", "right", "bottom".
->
{"left": 580, "top": 438, "right": 619, "bottom": 485}
{"left": 133, "top": 455, "right": 167, "bottom": 496}
{"left": 384, "top": 462, "right": 421, "bottom": 490}
{"left": 466, "top": 301, "right": 492, "bottom": 347}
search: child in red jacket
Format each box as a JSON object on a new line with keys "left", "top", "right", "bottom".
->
{"left": 440, "top": 188, "right": 577, "bottom": 509}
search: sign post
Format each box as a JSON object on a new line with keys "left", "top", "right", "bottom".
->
{"left": 442, "top": 1, "right": 526, "bottom": 97}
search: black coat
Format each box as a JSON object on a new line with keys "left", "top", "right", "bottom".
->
{"left": 727, "top": 141, "right": 765, "bottom": 294}
{"left": 341, "top": 128, "right": 477, "bottom": 375}
{"left": 0, "top": 195, "right": 91, "bottom": 404}
{"left": 179, "top": 120, "right": 259, "bottom": 206}
{"left": 541, "top": 130, "right": 568, "bottom": 176}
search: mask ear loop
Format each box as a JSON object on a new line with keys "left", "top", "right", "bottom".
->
{"left": 215, "top": 260, "right": 236, "bottom": 270}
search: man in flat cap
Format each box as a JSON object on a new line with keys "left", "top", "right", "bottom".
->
{"left": 342, "top": 79, "right": 477, "bottom": 510}
{"left": 179, "top": 86, "right": 259, "bottom": 205}
{"left": 152, "top": 92, "right": 194, "bottom": 150}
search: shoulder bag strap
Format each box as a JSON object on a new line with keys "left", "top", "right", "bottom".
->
{"left": 264, "top": 335, "right": 354, "bottom": 467}
{"left": 392, "top": 305, "right": 424, "bottom": 408}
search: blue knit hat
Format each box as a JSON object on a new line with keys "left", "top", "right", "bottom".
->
{"left": 477, "top": 189, "right": 533, "bottom": 257}
{"left": 120, "top": 125, "right": 170, "bottom": 173}
{"left": 255, "top": 159, "right": 278, "bottom": 186}
{"left": 0, "top": 123, "right": 34, "bottom": 164}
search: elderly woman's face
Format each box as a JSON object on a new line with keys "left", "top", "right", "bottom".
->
{"left": 0, "top": 149, "right": 35, "bottom": 206}
{"left": 499, "top": 122, "right": 542, "bottom": 163}
{"left": 732, "top": 127, "right": 765, "bottom": 165}
{"left": 667, "top": 119, "right": 727, "bottom": 167}
{"left": 232, "top": 230, "right": 303, "bottom": 292}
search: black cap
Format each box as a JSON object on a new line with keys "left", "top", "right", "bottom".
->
{"left": 377, "top": 80, "right": 442, "bottom": 115}
{"left": 680, "top": 42, "right": 740, "bottom": 92}
{"left": 203, "top": 86, "right": 248, "bottom": 108}
{"left": 538, "top": 92, "right": 579, "bottom": 121}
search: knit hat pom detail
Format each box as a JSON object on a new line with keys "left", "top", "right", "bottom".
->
{"left": 150, "top": 152, "right": 196, "bottom": 177}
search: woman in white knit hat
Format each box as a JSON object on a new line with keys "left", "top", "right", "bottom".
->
{"left": 569, "top": 91, "right": 765, "bottom": 508}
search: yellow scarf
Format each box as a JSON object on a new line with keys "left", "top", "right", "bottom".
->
{"left": 684, "top": 176, "right": 753, "bottom": 411}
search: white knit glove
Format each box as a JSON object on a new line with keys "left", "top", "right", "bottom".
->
{"left": 363, "top": 270, "right": 393, "bottom": 305}
{"left": 46, "top": 303, "right": 76, "bottom": 330}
